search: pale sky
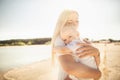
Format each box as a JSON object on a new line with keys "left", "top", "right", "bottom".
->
{"left": 0, "top": 0, "right": 120, "bottom": 40}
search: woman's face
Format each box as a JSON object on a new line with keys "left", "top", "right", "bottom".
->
{"left": 65, "top": 12, "right": 79, "bottom": 29}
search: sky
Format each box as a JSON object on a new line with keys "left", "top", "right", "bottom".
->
{"left": 0, "top": 0, "right": 120, "bottom": 40}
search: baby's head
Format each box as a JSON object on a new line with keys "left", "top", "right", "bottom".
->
{"left": 60, "top": 26, "right": 79, "bottom": 44}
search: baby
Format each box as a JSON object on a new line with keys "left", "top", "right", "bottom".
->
{"left": 60, "top": 26, "right": 100, "bottom": 80}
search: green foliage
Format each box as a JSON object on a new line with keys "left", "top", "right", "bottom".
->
{"left": 17, "top": 41, "right": 25, "bottom": 46}
{"left": 0, "top": 38, "right": 51, "bottom": 46}
{"left": 27, "top": 41, "right": 32, "bottom": 45}
{"left": 45, "top": 41, "right": 51, "bottom": 45}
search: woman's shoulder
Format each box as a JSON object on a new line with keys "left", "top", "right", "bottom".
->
{"left": 54, "top": 36, "right": 65, "bottom": 47}
{"left": 55, "top": 36, "right": 61, "bottom": 40}
{"left": 55, "top": 36, "right": 63, "bottom": 43}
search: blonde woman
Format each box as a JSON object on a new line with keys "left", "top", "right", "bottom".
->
{"left": 52, "top": 10, "right": 101, "bottom": 80}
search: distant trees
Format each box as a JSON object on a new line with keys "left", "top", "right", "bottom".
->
{"left": 108, "top": 38, "right": 120, "bottom": 42}
{"left": 0, "top": 37, "right": 120, "bottom": 46}
{"left": 0, "top": 38, "right": 51, "bottom": 46}
{"left": 84, "top": 38, "right": 120, "bottom": 43}
{"left": 92, "top": 38, "right": 120, "bottom": 43}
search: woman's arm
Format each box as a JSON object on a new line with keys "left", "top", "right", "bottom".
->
{"left": 58, "top": 43, "right": 101, "bottom": 79}
{"left": 53, "top": 46, "right": 72, "bottom": 54}
{"left": 59, "top": 54, "right": 101, "bottom": 79}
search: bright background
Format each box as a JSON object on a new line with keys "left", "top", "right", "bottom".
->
{"left": 0, "top": 0, "right": 120, "bottom": 40}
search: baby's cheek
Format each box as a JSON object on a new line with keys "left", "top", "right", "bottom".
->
{"left": 64, "top": 41, "right": 68, "bottom": 45}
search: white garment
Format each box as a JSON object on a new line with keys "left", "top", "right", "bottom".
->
{"left": 54, "top": 36, "right": 68, "bottom": 80}
{"left": 66, "top": 39, "right": 97, "bottom": 69}
{"left": 66, "top": 39, "right": 97, "bottom": 80}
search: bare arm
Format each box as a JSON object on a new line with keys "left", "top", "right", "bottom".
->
{"left": 54, "top": 42, "right": 101, "bottom": 79}
{"left": 59, "top": 54, "right": 101, "bottom": 79}
{"left": 57, "top": 43, "right": 101, "bottom": 79}
{"left": 53, "top": 46, "right": 72, "bottom": 54}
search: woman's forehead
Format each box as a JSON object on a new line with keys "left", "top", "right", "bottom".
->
{"left": 68, "top": 13, "right": 79, "bottom": 20}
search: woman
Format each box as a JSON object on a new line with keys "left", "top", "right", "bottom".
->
{"left": 51, "top": 10, "right": 101, "bottom": 80}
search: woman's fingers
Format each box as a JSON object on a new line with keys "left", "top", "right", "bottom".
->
{"left": 76, "top": 46, "right": 93, "bottom": 53}
{"left": 76, "top": 45, "right": 93, "bottom": 54}
{"left": 77, "top": 43, "right": 90, "bottom": 47}
{"left": 78, "top": 50, "right": 94, "bottom": 58}
{"left": 76, "top": 44, "right": 99, "bottom": 58}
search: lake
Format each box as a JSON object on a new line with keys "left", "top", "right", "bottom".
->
{"left": 0, "top": 45, "right": 51, "bottom": 71}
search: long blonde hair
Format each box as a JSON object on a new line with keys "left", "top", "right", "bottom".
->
{"left": 51, "top": 10, "right": 78, "bottom": 65}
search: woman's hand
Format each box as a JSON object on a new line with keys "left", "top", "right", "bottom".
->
{"left": 76, "top": 43, "right": 100, "bottom": 58}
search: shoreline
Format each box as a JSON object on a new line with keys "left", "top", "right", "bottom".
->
{"left": 1, "top": 58, "right": 53, "bottom": 80}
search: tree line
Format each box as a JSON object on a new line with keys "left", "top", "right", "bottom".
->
{"left": 0, "top": 38, "right": 120, "bottom": 46}
{"left": 0, "top": 38, "right": 51, "bottom": 46}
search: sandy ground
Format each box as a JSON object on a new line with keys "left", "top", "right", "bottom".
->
{"left": 93, "top": 43, "right": 120, "bottom": 80}
{"left": 0, "top": 43, "right": 120, "bottom": 80}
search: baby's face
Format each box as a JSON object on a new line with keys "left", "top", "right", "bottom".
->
{"left": 62, "top": 35, "right": 74, "bottom": 44}
{"left": 62, "top": 32, "right": 78, "bottom": 44}
{"left": 61, "top": 26, "right": 79, "bottom": 44}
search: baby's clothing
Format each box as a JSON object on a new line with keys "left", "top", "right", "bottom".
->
{"left": 66, "top": 38, "right": 97, "bottom": 80}
{"left": 66, "top": 39, "right": 98, "bottom": 69}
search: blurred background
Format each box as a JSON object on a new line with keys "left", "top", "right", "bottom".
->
{"left": 0, "top": 0, "right": 120, "bottom": 40}
{"left": 0, "top": 0, "right": 120, "bottom": 80}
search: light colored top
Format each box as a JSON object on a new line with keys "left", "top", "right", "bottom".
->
{"left": 54, "top": 36, "right": 68, "bottom": 80}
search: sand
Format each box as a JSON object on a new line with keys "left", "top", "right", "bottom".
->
{"left": 1, "top": 43, "right": 120, "bottom": 80}
{"left": 93, "top": 43, "right": 120, "bottom": 80}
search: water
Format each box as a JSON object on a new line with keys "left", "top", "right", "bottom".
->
{"left": 0, "top": 45, "right": 51, "bottom": 71}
